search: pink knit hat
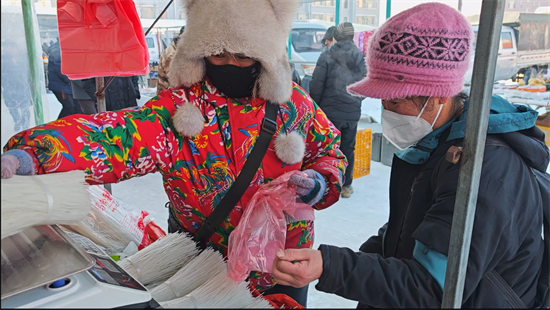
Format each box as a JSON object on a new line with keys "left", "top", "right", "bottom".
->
{"left": 348, "top": 2, "right": 473, "bottom": 100}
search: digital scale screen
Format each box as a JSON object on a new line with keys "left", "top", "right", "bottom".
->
{"left": 87, "top": 253, "right": 147, "bottom": 292}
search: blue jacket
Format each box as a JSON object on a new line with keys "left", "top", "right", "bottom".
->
{"left": 316, "top": 96, "right": 548, "bottom": 307}
{"left": 47, "top": 43, "right": 72, "bottom": 94}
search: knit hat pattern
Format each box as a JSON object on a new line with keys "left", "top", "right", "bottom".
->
{"left": 348, "top": 2, "right": 473, "bottom": 100}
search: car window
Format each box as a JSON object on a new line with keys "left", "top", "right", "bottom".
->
{"left": 501, "top": 32, "right": 513, "bottom": 49}
{"left": 146, "top": 37, "right": 155, "bottom": 49}
{"left": 291, "top": 29, "right": 326, "bottom": 53}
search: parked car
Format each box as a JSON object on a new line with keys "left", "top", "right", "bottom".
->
{"left": 289, "top": 22, "right": 327, "bottom": 79}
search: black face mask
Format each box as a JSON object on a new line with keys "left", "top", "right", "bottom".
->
{"left": 205, "top": 59, "right": 261, "bottom": 98}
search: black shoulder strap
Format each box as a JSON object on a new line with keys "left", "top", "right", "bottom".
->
{"left": 193, "top": 103, "right": 279, "bottom": 249}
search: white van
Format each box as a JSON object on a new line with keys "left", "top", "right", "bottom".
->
{"left": 289, "top": 22, "right": 328, "bottom": 78}
{"left": 145, "top": 33, "right": 164, "bottom": 63}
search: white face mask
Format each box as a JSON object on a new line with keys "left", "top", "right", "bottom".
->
{"left": 382, "top": 97, "right": 443, "bottom": 150}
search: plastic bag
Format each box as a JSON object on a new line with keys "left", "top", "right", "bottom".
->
{"left": 227, "top": 171, "right": 315, "bottom": 284}
{"left": 57, "top": 0, "right": 149, "bottom": 79}
{"left": 63, "top": 185, "right": 166, "bottom": 255}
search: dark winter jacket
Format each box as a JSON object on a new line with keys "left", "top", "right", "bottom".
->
{"left": 46, "top": 43, "right": 73, "bottom": 94}
{"left": 309, "top": 40, "right": 366, "bottom": 122}
{"left": 82, "top": 76, "right": 140, "bottom": 111}
{"left": 316, "top": 96, "right": 548, "bottom": 308}
{"left": 71, "top": 79, "right": 93, "bottom": 101}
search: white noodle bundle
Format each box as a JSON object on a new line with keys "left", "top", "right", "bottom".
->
{"left": 159, "top": 271, "right": 273, "bottom": 309}
{"left": 151, "top": 248, "right": 226, "bottom": 302}
{"left": 117, "top": 232, "right": 198, "bottom": 286}
{"left": 1, "top": 171, "right": 91, "bottom": 239}
{"left": 64, "top": 185, "right": 147, "bottom": 254}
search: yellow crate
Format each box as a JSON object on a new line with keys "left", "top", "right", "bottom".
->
{"left": 537, "top": 125, "right": 550, "bottom": 146}
{"left": 353, "top": 128, "right": 372, "bottom": 179}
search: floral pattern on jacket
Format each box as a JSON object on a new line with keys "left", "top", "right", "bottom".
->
{"left": 4, "top": 79, "right": 347, "bottom": 291}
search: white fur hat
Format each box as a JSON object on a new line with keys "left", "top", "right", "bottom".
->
{"left": 168, "top": 0, "right": 300, "bottom": 104}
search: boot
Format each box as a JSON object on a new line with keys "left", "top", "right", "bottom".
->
{"left": 341, "top": 185, "right": 353, "bottom": 198}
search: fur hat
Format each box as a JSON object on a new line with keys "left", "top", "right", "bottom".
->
{"left": 168, "top": 0, "right": 299, "bottom": 104}
{"left": 168, "top": 0, "right": 306, "bottom": 165}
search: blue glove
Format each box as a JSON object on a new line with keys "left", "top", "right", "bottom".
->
{"left": 1, "top": 149, "right": 36, "bottom": 179}
{"left": 288, "top": 169, "right": 326, "bottom": 206}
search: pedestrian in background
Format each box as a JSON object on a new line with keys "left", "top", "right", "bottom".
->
{"left": 321, "top": 26, "right": 336, "bottom": 50}
{"left": 82, "top": 76, "right": 140, "bottom": 111}
{"left": 157, "top": 26, "right": 185, "bottom": 94}
{"left": 309, "top": 22, "right": 367, "bottom": 198}
{"left": 71, "top": 79, "right": 97, "bottom": 115}
{"left": 47, "top": 41, "right": 82, "bottom": 119}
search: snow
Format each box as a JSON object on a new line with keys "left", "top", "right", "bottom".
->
{"left": 43, "top": 93, "right": 389, "bottom": 308}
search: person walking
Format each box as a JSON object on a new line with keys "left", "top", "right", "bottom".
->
{"left": 309, "top": 22, "right": 367, "bottom": 198}
{"left": 47, "top": 41, "right": 82, "bottom": 118}
{"left": 1, "top": 0, "right": 346, "bottom": 307}
{"left": 321, "top": 26, "right": 336, "bottom": 50}
{"left": 1, "top": 40, "right": 33, "bottom": 132}
{"left": 271, "top": 3, "right": 548, "bottom": 308}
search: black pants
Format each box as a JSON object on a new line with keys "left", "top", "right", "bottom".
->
{"left": 77, "top": 99, "right": 98, "bottom": 115}
{"left": 53, "top": 91, "right": 81, "bottom": 119}
{"left": 168, "top": 209, "right": 309, "bottom": 307}
{"left": 331, "top": 120, "right": 358, "bottom": 187}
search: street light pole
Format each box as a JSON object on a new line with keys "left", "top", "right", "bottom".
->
{"left": 335, "top": 0, "right": 340, "bottom": 25}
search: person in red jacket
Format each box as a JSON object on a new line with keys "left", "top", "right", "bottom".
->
{"left": 1, "top": 0, "right": 346, "bottom": 307}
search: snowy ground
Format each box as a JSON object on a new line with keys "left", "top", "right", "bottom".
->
{"left": 43, "top": 92, "right": 387, "bottom": 308}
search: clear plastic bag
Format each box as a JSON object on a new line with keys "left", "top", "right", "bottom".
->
{"left": 227, "top": 171, "right": 315, "bottom": 284}
{"left": 63, "top": 185, "right": 166, "bottom": 256}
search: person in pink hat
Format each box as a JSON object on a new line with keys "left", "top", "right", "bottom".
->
{"left": 270, "top": 2, "right": 549, "bottom": 308}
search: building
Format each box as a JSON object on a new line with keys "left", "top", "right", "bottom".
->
{"left": 132, "top": 0, "right": 186, "bottom": 20}
{"left": 296, "top": 0, "right": 382, "bottom": 26}
{"left": 505, "top": 0, "right": 547, "bottom": 12}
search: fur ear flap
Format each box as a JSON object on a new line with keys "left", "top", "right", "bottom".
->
{"left": 274, "top": 131, "right": 306, "bottom": 165}
{"left": 172, "top": 103, "right": 205, "bottom": 137}
{"left": 168, "top": 54, "right": 205, "bottom": 88}
{"left": 257, "top": 56, "right": 293, "bottom": 104}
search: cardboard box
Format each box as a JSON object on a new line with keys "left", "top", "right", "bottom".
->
{"left": 149, "top": 65, "right": 159, "bottom": 72}
{"left": 148, "top": 78, "right": 158, "bottom": 88}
